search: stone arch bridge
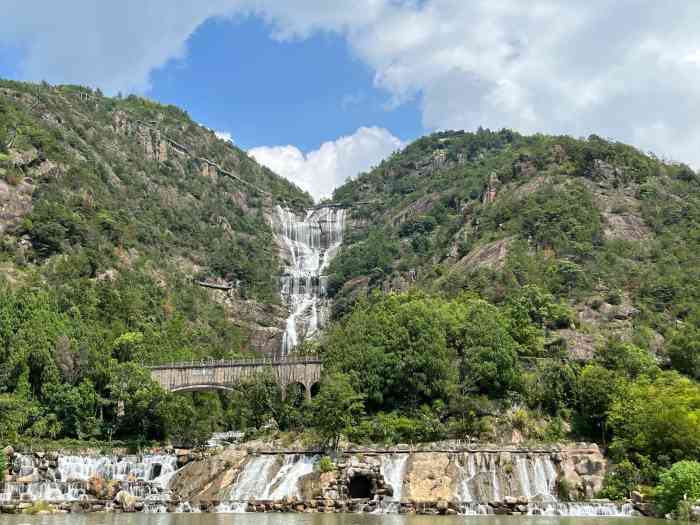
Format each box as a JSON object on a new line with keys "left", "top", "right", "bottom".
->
{"left": 149, "top": 357, "right": 322, "bottom": 400}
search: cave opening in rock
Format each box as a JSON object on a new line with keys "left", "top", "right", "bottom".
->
{"left": 151, "top": 463, "right": 162, "bottom": 478}
{"left": 348, "top": 475, "right": 373, "bottom": 499}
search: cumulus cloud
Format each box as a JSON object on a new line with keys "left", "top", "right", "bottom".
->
{"left": 215, "top": 130, "right": 234, "bottom": 143}
{"left": 2, "top": 1, "right": 700, "bottom": 168}
{"left": 249, "top": 127, "right": 402, "bottom": 200}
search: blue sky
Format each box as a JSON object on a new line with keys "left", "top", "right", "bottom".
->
{"left": 1, "top": 1, "right": 699, "bottom": 200}
{"left": 148, "top": 16, "right": 422, "bottom": 152}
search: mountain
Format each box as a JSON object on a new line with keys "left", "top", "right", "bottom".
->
{"left": 327, "top": 128, "right": 700, "bottom": 362}
{"left": 0, "top": 78, "right": 313, "bottom": 369}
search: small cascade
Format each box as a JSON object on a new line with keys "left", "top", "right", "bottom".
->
{"left": 460, "top": 502, "right": 493, "bottom": 515}
{"left": 455, "top": 452, "right": 558, "bottom": 503}
{"left": 273, "top": 205, "right": 346, "bottom": 355}
{"left": 378, "top": 454, "right": 409, "bottom": 513}
{"left": 227, "top": 455, "right": 278, "bottom": 505}
{"left": 223, "top": 454, "right": 318, "bottom": 512}
{"left": 175, "top": 501, "right": 201, "bottom": 513}
{"left": 527, "top": 502, "right": 634, "bottom": 516}
{"left": 264, "top": 455, "right": 316, "bottom": 500}
{"left": 215, "top": 502, "right": 248, "bottom": 513}
{"left": 0, "top": 452, "right": 179, "bottom": 503}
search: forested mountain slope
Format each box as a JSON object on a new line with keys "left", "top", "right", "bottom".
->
{"left": 0, "top": 79, "right": 311, "bottom": 442}
{"left": 329, "top": 129, "right": 700, "bottom": 362}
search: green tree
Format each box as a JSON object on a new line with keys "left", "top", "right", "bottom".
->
{"left": 608, "top": 372, "right": 700, "bottom": 464}
{"left": 574, "top": 364, "right": 622, "bottom": 443}
{"left": 453, "top": 298, "right": 522, "bottom": 398}
{"left": 655, "top": 461, "right": 700, "bottom": 516}
{"left": 668, "top": 326, "right": 700, "bottom": 380}
{"left": 311, "top": 372, "right": 365, "bottom": 450}
{"left": 596, "top": 340, "right": 658, "bottom": 379}
{"left": 597, "top": 459, "right": 640, "bottom": 501}
{"left": 0, "top": 449, "right": 5, "bottom": 482}
{"left": 325, "top": 294, "right": 457, "bottom": 410}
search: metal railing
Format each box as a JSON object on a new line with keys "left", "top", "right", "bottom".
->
{"left": 148, "top": 356, "right": 322, "bottom": 370}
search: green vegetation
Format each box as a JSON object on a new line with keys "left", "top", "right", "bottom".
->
{"left": 318, "top": 456, "right": 335, "bottom": 473}
{"left": 6, "top": 79, "right": 700, "bottom": 510}
{"left": 0, "top": 79, "right": 311, "bottom": 445}
{"left": 655, "top": 461, "right": 700, "bottom": 516}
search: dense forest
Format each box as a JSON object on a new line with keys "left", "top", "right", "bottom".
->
{"left": 3, "top": 81, "right": 700, "bottom": 513}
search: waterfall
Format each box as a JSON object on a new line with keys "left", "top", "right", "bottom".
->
{"left": 515, "top": 456, "right": 532, "bottom": 499}
{"left": 381, "top": 454, "right": 408, "bottom": 502}
{"left": 456, "top": 453, "right": 477, "bottom": 502}
{"left": 527, "top": 502, "right": 634, "bottom": 516}
{"left": 456, "top": 452, "right": 558, "bottom": 503}
{"left": 264, "top": 455, "right": 316, "bottom": 500}
{"left": 457, "top": 502, "right": 634, "bottom": 516}
{"left": 375, "top": 454, "right": 409, "bottom": 514}
{"left": 274, "top": 205, "right": 346, "bottom": 355}
{"left": 0, "top": 453, "right": 179, "bottom": 503}
{"left": 222, "top": 454, "right": 317, "bottom": 513}
{"left": 227, "top": 455, "right": 278, "bottom": 504}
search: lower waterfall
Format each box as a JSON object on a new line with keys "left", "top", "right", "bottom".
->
{"left": 0, "top": 452, "right": 179, "bottom": 503}
{"left": 455, "top": 452, "right": 558, "bottom": 503}
{"left": 222, "top": 454, "right": 318, "bottom": 513}
{"left": 376, "top": 454, "right": 409, "bottom": 513}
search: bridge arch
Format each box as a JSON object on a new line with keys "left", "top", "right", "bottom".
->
{"left": 285, "top": 382, "right": 308, "bottom": 405}
{"left": 170, "top": 384, "right": 234, "bottom": 394}
{"left": 310, "top": 382, "right": 321, "bottom": 398}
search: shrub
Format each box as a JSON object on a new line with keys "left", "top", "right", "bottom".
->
{"left": 319, "top": 456, "right": 335, "bottom": 473}
{"left": 558, "top": 478, "right": 573, "bottom": 501}
{"left": 597, "top": 460, "right": 640, "bottom": 501}
{"left": 655, "top": 461, "right": 700, "bottom": 516}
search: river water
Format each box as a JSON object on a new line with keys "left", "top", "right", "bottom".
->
{"left": 0, "top": 513, "right": 665, "bottom": 525}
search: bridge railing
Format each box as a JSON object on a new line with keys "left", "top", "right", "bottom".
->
{"left": 148, "top": 356, "right": 323, "bottom": 370}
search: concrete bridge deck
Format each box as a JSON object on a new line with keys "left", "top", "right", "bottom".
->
{"left": 149, "top": 357, "right": 323, "bottom": 399}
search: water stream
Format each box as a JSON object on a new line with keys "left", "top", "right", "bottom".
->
{"left": 273, "top": 205, "right": 346, "bottom": 355}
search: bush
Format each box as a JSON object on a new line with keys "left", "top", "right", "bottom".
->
{"left": 597, "top": 459, "right": 640, "bottom": 501}
{"left": 558, "top": 478, "right": 573, "bottom": 501}
{"left": 0, "top": 449, "right": 5, "bottom": 482}
{"left": 319, "top": 456, "right": 335, "bottom": 473}
{"left": 655, "top": 461, "right": 700, "bottom": 516}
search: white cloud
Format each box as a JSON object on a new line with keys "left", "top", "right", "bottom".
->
{"left": 2, "top": 1, "right": 700, "bottom": 168}
{"left": 215, "top": 130, "right": 234, "bottom": 143}
{"left": 249, "top": 127, "right": 402, "bottom": 200}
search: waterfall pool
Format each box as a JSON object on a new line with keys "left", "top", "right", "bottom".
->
{"left": 0, "top": 513, "right": 665, "bottom": 525}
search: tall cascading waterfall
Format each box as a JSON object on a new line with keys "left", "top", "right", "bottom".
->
{"left": 273, "top": 205, "right": 346, "bottom": 355}
{"left": 0, "top": 453, "right": 179, "bottom": 503}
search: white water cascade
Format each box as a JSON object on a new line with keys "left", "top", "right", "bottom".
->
{"left": 456, "top": 452, "right": 558, "bottom": 504}
{"left": 378, "top": 454, "right": 409, "bottom": 513}
{"left": 0, "top": 453, "right": 179, "bottom": 503}
{"left": 274, "top": 205, "right": 346, "bottom": 355}
{"left": 222, "top": 454, "right": 318, "bottom": 513}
